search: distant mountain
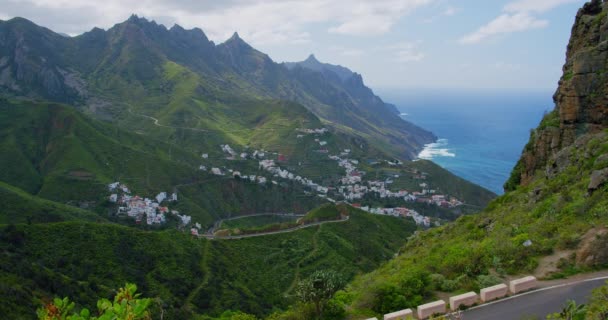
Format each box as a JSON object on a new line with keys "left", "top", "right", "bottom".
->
{"left": 0, "top": 15, "right": 435, "bottom": 159}
{"left": 284, "top": 54, "right": 355, "bottom": 82}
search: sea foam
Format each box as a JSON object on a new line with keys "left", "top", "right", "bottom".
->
{"left": 417, "top": 139, "right": 455, "bottom": 160}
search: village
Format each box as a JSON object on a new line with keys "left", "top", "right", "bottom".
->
{"left": 194, "top": 127, "right": 464, "bottom": 228}
{"left": 105, "top": 127, "right": 463, "bottom": 233}
{"left": 107, "top": 182, "right": 203, "bottom": 236}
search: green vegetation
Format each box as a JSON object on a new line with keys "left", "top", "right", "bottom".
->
{"left": 1, "top": 205, "right": 416, "bottom": 319}
{"left": 0, "top": 181, "right": 101, "bottom": 224}
{"left": 547, "top": 281, "right": 608, "bottom": 320}
{"left": 300, "top": 204, "right": 345, "bottom": 223}
{"left": 221, "top": 215, "right": 300, "bottom": 230}
{"left": 295, "top": 270, "right": 345, "bottom": 319}
{"left": 342, "top": 131, "right": 608, "bottom": 318}
{"left": 37, "top": 283, "right": 151, "bottom": 320}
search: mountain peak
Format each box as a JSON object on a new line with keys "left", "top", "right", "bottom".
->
{"left": 127, "top": 14, "right": 145, "bottom": 23}
{"left": 229, "top": 32, "right": 241, "bottom": 41}
{"left": 305, "top": 54, "right": 320, "bottom": 64}
{"left": 222, "top": 31, "right": 252, "bottom": 50}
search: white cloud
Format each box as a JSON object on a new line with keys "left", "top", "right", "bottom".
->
{"left": 327, "top": 0, "right": 433, "bottom": 36}
{"left": 2, "top": 0, "right": 435, "bottom": 45}
{"left": 382, "top": 42, "right": 426, "bottom": 62}
{"left": 504, "top": 0, "right": 582, "bottom": 13}
{"left": 422, "top": 4, "right": 460, "bottom": 23}
{"left": 457, "top": 0, "right": 580, "bottom": 45}
{"left": 459, "top": 12, "right": 547, "bottom": 44}
{"left": 442, "top": 6, "right": 459, "bottom": 16}
{"left": 329, "top": 46, "right": 366, "bottom": 57}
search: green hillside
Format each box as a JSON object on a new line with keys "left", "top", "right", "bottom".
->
{"left": 0, "top": 205, "right": 416, "bottom": 319}
{"left": 0, "top": 99, "right": 328, "bottom": 227}
{"left": 342, "top": 130, "right": 608, "bottom": 318}
{"left": 0, "top": 181, "right": 102, "bottom": 224}
{"left": 333, "top": 2, "right": 608, "bottom": 318}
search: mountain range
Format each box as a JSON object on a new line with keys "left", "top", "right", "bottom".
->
{"left": 0, "top": 13, "right": 510, "bottom": 320}
{"left": 0, "top": 15, "right": 435, "bottom": 160}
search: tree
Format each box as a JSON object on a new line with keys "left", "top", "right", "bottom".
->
{"left": 37, "top": 283, "right": 151, "bottom": 320}
{"left": 295, "top": 270, "right": 344, "bottom": 319}
{"left": 546, "top": 300, "right": 586, "bottom": 320}
{"left": 586, "top": 281, "right": 608, "bottom": 320}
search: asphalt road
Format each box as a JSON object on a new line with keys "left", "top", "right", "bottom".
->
{"left": 463, "top": 277, "right": 608, "bottom": 320}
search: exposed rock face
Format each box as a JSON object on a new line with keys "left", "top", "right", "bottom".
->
{"left": 507, "top": 0, "right": 608, "bottom": 190}
{"left": 588, "top": 168, "right": 608, "bottom": 191}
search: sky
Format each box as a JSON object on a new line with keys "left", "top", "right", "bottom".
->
{"left": 0, "top": 0, "right": 588, "bottom": 90}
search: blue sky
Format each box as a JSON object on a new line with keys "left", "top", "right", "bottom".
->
{"left": 0, "top": 0, "right": 588, "bottom": 90}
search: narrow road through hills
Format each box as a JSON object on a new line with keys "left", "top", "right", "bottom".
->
{"left": 463, "top": 275, "right": 608, "bottom": 320}
{"left": 200, "top": 216, "right": 349, "bottom": 240}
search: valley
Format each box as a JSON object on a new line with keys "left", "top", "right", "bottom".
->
{"left": 2, "top": 1, "right": 608, "bottom": 319}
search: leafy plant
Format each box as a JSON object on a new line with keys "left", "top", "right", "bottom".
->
{"left": 37, "top": 283, "right": 151, "bottom": 320}
{"left": 295, "top": 270, "right": 344, "bottom": 318}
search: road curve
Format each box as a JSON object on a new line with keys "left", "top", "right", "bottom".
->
{"left": 463, "top": 277, "right": 608, "bottom": 320}
{"left": 200, "top": 216, "right": 350, "bottom": 240}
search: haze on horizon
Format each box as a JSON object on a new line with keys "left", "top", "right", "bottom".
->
{"left": 0, "top": 0, "right": 587, "bottom": 91}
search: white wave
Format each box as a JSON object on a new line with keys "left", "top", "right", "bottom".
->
{"left": 399, "top": 112, "right": 408, "bottom": 116}
{"left": 417, "top": 139, "right": 455, "bottom": 160}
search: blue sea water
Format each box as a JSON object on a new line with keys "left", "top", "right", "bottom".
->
{"left": 378, "top": 88, "right": 554, "bottom": 195}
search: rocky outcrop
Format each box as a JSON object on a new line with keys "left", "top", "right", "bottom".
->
{"left": 588, "top": 168, "right": 608, "bottom": 192}
{"left": 506, "top": 0, "right": 608, "bottom": 190}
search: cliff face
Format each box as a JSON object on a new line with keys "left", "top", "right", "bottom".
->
{"left": 506, "top": 0, "right": 608, "bottom": 190}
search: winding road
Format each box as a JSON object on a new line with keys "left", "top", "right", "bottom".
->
{"left": 462, "top": 276, "right": 608, "bottom": 320}
{"left": 128, "top": 108, "right": 209, "bottom": 132}
{"left": 200, "top": 215, "right": 350, "bottom": 240}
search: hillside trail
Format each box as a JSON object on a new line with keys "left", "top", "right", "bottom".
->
{"left": 285, "top": 225, "right": 322, "bottom": 295}
{"left": 184, "top": 240, "right": 212, "bottom": 307}
{"left": 127, "top": 108, "right": 209, "bottom": 132}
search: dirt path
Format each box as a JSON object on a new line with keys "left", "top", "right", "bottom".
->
{"left": 185, "top": 240, "right": 212, "bottom": 307}
{"left": 127, "top": 108, "right": 209, "bottom": 132}
{"left": 285, "top": 225, "right": 322, "bottom": 295}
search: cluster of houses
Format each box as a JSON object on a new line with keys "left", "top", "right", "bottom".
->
{"left": 259, "top": 159, "right": 329, "bottom": 194}
{"left": 108, "top": 182, "right": 203, "bottom": 232}
{"left": 327, "top": 153, "right": 462, "bottom": 208}
{"left": 296, "top": 127, "right": 328, "bottom": 135}
{"left": 352, "top": 204, "right": 432, "bottom": 227}
{"left": 194, "top": 137, "right": 463, "bottom": 229}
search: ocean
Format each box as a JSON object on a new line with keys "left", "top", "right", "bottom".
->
{"left": 378, "top": 88, "right": 554, "bottom": 195}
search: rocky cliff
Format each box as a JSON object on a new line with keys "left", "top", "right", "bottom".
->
{"left": 506, "top": 0, "right": 608, "bottom": 190}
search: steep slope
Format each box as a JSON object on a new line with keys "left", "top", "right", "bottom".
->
{"left": 0, "top": 99, "right": 324, "bottom": 227}
{"left": 338, "top": 1, "right": 608, "bottom": 318}
{"left": 506, "top": 0, "right": 608, "bottom": 190}
{"left": 0, "top": 181, "right": 102, "bottom": 224}
{"left": 0, "top": 205, "right": 417, "bottom": 319}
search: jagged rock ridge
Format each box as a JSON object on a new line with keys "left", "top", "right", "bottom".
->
{"left": 507, "top": 0, "right": 608, "bottom": 189}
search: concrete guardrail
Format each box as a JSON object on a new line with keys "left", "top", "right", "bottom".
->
{"left": 509, "top": 276, "right": 537, "bottom": 294}
{"left": 480, "top": 283, "right": 509, "bottom": 302}
{"left": 417, "top": 300, "right": 446, "bottom": 319}
{"left": 449, "top": 291, "right": 478, "bottom": 310}
{"left": 383, "top": 308, "right": 413, "bottom": 320}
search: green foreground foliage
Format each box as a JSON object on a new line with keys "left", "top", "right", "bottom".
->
{"left": 37, "top": 283, "right": 151, "bottom": 320}
{"left": 1, "top": 206, "right": 416, "bottom": 319}
{"left": 547, "top": 281, "right": 608, "bottom": 320}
